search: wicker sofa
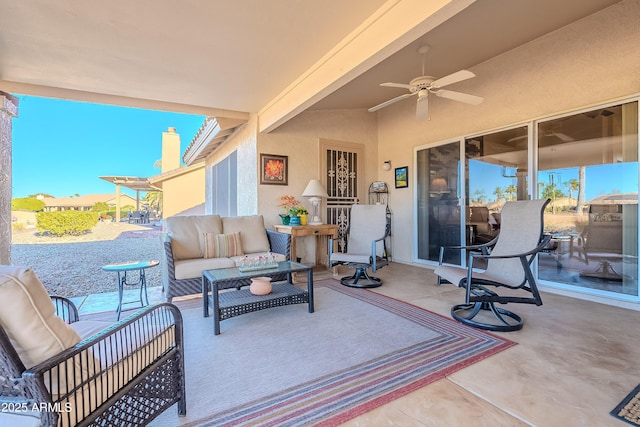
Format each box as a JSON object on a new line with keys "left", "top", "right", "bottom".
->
{"left": 0, "top": 266, "right": 186, "bottom": 427}
{"left": 162, "top": 214, "right": 291, "bottom": 302}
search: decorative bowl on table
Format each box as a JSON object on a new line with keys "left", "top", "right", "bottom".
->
{"left": 250, "top": 277, "right": 273, "bottom": 295}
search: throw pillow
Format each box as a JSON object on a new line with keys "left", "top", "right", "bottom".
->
{"left": 203, "top": 232, "right": 244, "bottom": 258}
{"left": 0, "top": 266, "right": 81, "bottom": 368}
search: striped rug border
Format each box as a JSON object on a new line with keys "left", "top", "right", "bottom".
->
{"left": 179, "top": 279, "right": 515, "bottom": 427}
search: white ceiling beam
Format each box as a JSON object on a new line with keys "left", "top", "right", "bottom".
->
{"left": 258, "top": 0, "right": 476, "bottom": 133}
{"left": 0, "top": 80, "right": 250, "bottom": 120}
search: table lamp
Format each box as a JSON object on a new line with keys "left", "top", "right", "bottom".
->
{"left": 302, "top": 179, "right": 328, "bottom": 225}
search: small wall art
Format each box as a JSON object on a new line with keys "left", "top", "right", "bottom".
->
{"left": 395, "top": 166, "right": 408, "bottom": 189}
{"left": 260, "top": 154, "right": 288, "bottom": 185}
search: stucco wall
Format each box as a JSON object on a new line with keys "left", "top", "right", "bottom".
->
{"left": 377, "top": 0, "right": 640, "bottom": 264}
{"left": 162, "top": 168, "right": 205, "bottom": 218}
{"left": 205, "top": 114, "right": 259, "bottom": 216}
{"left": 257, "top": 109, "right": 378, "bottom": 263}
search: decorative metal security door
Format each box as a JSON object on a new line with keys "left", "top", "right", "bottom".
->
{"left": 321, "top": 140, "right": 363, "bottom": 252}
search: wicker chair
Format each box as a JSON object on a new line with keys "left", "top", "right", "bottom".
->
{"left": 434, "top": 199, "right": 551, "bottom": 332}
{"left": 0, "top": 266, "right": 186, "bottom": 427}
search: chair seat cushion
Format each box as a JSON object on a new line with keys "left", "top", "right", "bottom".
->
{"left": 69, "top": 320, "right": 112, "bottom": 340}
{"left": 174, "top": 257, "right": 236, "bottom": 280}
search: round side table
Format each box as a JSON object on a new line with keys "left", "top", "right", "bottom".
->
{"left": 102, "top": 260, "right": 159, "bottom": 320}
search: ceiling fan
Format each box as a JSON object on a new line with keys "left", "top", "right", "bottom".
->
{"left": 368, "top": 45, "right": 484, "bottom": 120}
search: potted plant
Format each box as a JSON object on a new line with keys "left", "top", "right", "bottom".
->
{"left": 278, "top": 195, "right": 301, "bottom": 225}
{"left": 296, "top": 206, "right": 309, "bottom": 225}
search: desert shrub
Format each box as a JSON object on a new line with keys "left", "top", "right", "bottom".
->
{"left": 11, "top": 197, "right": 45, "bottom": 212}
{"left": 36, "top": 211, "right": 98, "bottom": 236}
{"left": 11, "top": 222, "right": 26, "bottom": 232}
{"left": 91, "top": 201, "right": 110, "bottom": 214}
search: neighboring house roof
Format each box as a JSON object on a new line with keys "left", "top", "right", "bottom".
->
{"left": 42, "top": 194, "right": 137, "bottom": 208}
{"left": 589, "top": 193, "right": 638, "bottom": 204}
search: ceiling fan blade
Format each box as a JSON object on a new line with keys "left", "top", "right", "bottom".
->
{"left": 380, "top": 82, "right": 414, "bottom": 90}
{"left": 431, "top": 70, "right": 475, "bottom": 88}
{"left": 368, "top": 93, "right": 414, "bottom": 112}
{"left": 551, "top": 132, "right": 574, "bottom": 142}
{"left": 435, "top": 89, "right": 484, "bottom": 105}
{"left": 415, "top": 96, "right": 429, "bottom": 120}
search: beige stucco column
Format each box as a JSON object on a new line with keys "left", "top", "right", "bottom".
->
{"left": 0, "top": 92, "right": 19, "bottom": 265}
{"left": 115, "top": 184, "right": 121, "bottom": 223}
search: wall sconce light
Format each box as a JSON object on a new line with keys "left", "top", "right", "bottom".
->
{"left": 382, "top": 160, "right": 391, "bottom": 171}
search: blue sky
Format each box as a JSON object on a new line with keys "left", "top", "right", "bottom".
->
{"left": 11, "top": 96, "right": 206, "bottom": 198}
{"left": 469, "top": 161, "right": 638, "bottom": 202}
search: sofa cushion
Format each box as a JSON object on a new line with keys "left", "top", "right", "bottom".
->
{"left": 222, "top": 215, "right": 270, "bottom": 254}
{"left": 166, "top": 215, "right": 223, "bottom": 260}
{"left": 174, "top": 257, "right": 236, "bottom": 280}
{"left": 0, "top": 266, "right": 81, "bottom": 368}
{"left": 204, "top": 232, "right": 244, "bottom": 258}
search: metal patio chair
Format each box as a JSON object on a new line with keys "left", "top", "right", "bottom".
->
{"left": 434, "top": 199, "right": 551, "bottom": 331}
{"left": 329, "top": 204, "right": 390, "bottom": 288}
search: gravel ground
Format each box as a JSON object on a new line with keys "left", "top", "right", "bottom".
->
{"left": 11, "top": 222, "right": 164, "bottom": 297}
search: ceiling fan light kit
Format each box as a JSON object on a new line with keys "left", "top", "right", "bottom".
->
{"left": 369, "top": 45, "right": 484, "bottom": 120}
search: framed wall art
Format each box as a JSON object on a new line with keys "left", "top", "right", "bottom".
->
{"left": 260, "top": 153, "right": 288, "bottom": 185}
{"left": 395, "top": 166, "right": 408, "bottom": 189}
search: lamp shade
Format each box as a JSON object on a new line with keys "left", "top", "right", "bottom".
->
{"left": 430, "top": 177, "right": 448, "bottom": 193}
{"left": 302, "top": 180, "right": 327, "bottom": 198}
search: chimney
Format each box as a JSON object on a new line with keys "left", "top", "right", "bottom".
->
{"left": 161, "top": 127, "right": 181, "bottom": 173}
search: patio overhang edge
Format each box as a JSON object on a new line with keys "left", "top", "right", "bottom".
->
{"left": 182, "top": 117, "right": 248, "bottom": 166}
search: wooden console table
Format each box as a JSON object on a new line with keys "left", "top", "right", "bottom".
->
{"left": 273, "top": 224, "right": 339, "bottom": 268}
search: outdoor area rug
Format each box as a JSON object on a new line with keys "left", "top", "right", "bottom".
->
{"left": 611, "top": 384, "right": 640, "bottom": 426}
{"left": 128, "top": 279, "right": 516, "bottom": 426}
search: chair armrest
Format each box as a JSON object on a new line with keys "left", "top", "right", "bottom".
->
{"left": 469, "top": 234, "right": 551, "bottom": 262}
{"left": 370, "top": 222, "right": 391, "bottom": 272}
{"left": 438, "top": 237, "right": 497, "bottom": 265}
{"left": 160, "top": 232, "right": 171, "bottom": 244}
{"left": 50, "top": 295, "right": 79, "bottom": 324}
{"left": 161, "top": 233, "right": 177, "bottom": 280}
{"left": 23, "top": 303, "right": 184, "bottom": 426}
{"left": 266, "top": 229, "right": 291, "bottom": 260}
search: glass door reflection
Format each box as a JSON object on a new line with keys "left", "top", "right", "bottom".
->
{"left": 537, "top": 102, "right": 638, "bottom": 297}
{"left": 416, "top": 141, "right": 462, "bottom": 264}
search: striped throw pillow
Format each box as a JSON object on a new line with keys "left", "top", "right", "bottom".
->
{"left": 203, "top": 232, "right": 244, "bottom": 258}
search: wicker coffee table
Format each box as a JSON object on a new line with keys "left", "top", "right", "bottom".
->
{"left": 202, "top": 261, "right": 314, "bottom": 335}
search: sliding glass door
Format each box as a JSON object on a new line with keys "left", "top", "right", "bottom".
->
{"left": 537, "top": 102, "right": 639, "bottom": 297}
{"left": 416, "top": 127, "right": 530, "bottom": 266}
{"left": 416, "top": 141, "right": 461, "bottom": 264}
{"left": 465, "top": 126, "right": 529, "bottom": 246}
{"left": 416, "top": 101, "right": 639, "bottom": 303}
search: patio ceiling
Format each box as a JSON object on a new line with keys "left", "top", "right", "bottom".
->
{"left": 0, "top": 0, "right": 621, "bottom": 132}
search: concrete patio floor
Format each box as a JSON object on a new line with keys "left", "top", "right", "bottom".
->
{"left": 74, "top": 263, "right": 638, "bottom": 426}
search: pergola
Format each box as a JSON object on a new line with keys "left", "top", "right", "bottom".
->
{"left": 99, "top": 176, "right": 160, "bottom": 222}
